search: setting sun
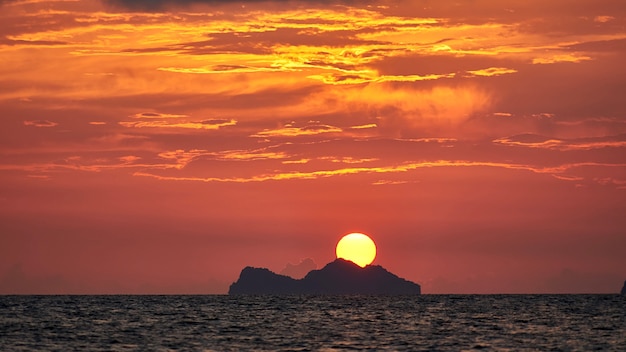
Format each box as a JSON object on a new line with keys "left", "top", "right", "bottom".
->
{"left": 335, "top": 233, "right": 377, "bottom": 267}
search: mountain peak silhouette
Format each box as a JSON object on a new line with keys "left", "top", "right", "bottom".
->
{"left": 229, "top": 258, "right": 421, "bottom": 295}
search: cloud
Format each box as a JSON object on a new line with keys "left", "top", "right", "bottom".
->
{"left": 23, "top": 120, "right": 58, "bottom": 127}
{"left": 371, "top": 179, "right": 411, "bottom": 186}
{"left": 103, "top": 0, "right": 372, "bottom": 11}
{"left": 282, "top": 158, "right": 310, "bottom": 164}
{"left": 252, "top": 123, "right": 342, "bottom": 137}
{"left": 158, "top": 65, "right": 293, "bottom": 74}
{"left": 308, "top": 72, "right": 456, "bottom": 85}
{"left": 153, "top": 146, "right": 293, "bottom": 171}
{"left": 350, "top": 123, "right": 377, "bottom": 130}
{"left": 119, "top": 119, "right": 237, "bottom": 130}
{"left": 128, "top": 154, "right": 626, "bottom": 189}
{"left": 119, "top": 155, "right": 141, "bottom": 163}
{"left": 466, "top": 67, "right": 518, "bottom": 77}
{"left": 593, "top": 177, "right": 626, "bottom": 189}
{"left": 565, "top": 38, "right": 626, "bottom": 53}
{"left": 0, "top": 37, "right": 67, "bottom": 46}
{"left": 593, "top": 15, "right": 615, "bottom": 23}
{"left": 493, "top": 133, "right": 626, "bottom": 151}
{"left": 130, "top": 160, "right": 515, "bottom": 183}
{"left": 0, "top": 0, "right": 20, "bottom": 6}
{"left": 319, "top": 84, "right": 493, "bottom": 137}
{"left": 532, "top": 54, "right": 592, "bottom": 65}
{"left": 318, "top": 156, "right": 378, "bottom": 164}
{"left": 210, "top": 149, "right": 289, "bottom": 161}
{"left": 279, "top": 258, "right": 317, "bottom": 279}
{"left": 130, "top": 112, "right": 188, "bottom": 119}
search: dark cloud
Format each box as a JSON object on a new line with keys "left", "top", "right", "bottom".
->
{"left": 383, "top": 0, "right": 626, "bottom": 25}
{"left": 566, "top": 38, "right": 626, "bottom": 53}
{"left": 140, "top": 112, "right": 161, "bottom": 117}
{"left": 175, "top": 28, "right": 384, "bottom": 56}
{"left": 103, "top": 0, "right": 369, "bottom": 11}
{"left": 0, "top": 38, "right": 67, "bottom": 46}
{"left": 0, "top": 9, "right": 85, "bottom": 38}
{"left": 201, "top": 118, "right": 234, "bottom": 125}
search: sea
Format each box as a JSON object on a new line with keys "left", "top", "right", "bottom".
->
{"left": 1, "top": 295, "right": 624, "bottom": 351}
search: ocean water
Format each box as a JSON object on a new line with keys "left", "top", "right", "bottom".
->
{"left": 1, "top": 295, "right": 624, "bottom": 351}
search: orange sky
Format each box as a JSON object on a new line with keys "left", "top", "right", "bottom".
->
{"left": 1, "top": 0, "right": 625, "bottom": 294}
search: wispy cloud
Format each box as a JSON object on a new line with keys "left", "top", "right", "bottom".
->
{"left": 127, "top": 158, "right": 626, "bottom": 186}
{"left": 349, "top": 124, "right": 377, "bottom": 130}
{"left": 317, "top": 84, "right": 493, "bottom": 136}
{"left": 252, "top": 124, "right": 342, "bottom": 138}
{"left": 119, "top": 119, "right": 237, "bottom": 130}
{"left": 23, "top": 120, "right": 58, "bottom": 127}
{"left": 466, "top": 67, "right": 518, "bottom": 77}
{"left": 532, "top": 54, "right": 592, "bottom": 65}
{"left": 308, "top": 72, "right": 455, "bottom": 85}
{"left": 493, "top": 134, "right": 626, "bottom": 151}
{"left": 593, "top": 16, "right": 615, "bottom": 23}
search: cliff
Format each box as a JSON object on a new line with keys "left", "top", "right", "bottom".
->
{"left": 229, "top": 258, "right": 421, "bottom": 295}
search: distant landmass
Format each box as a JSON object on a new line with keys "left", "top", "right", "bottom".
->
{"left": 229, "top": 258, "right": 421, "bottom": 295}
{"left": 621, "top": 280, "right": 626, "bottom": 295}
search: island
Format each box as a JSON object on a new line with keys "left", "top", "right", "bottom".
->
{"left": 621, "top": 280, "right": 626, "bottom": 295}
{"left": 229, "top": 258, "right": 421, "bottom": 295}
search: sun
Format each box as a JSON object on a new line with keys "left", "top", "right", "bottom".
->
{"left": 335, "top": 233, "right": 377, "bottom": 267}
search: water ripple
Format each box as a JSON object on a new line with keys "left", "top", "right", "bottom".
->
{"left": 0, "top": 295, "right": 624, "bottom": 351}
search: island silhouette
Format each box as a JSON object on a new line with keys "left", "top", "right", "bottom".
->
{"left": 229, "top": 258, "right": 421, "bottom": 295}
{"left": 621, "top": 280, "right": 626, "bottom": 295}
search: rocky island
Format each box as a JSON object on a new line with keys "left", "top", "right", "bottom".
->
{"left": 621, "top": 280, "right": 626, "bottom": 295}
{"left": 229, "top": 258, "right": 421, "bottom": 295}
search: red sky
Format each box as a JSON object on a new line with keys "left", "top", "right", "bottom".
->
{"left": 1, "top": 0, "right": 625, "bottom": 294}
